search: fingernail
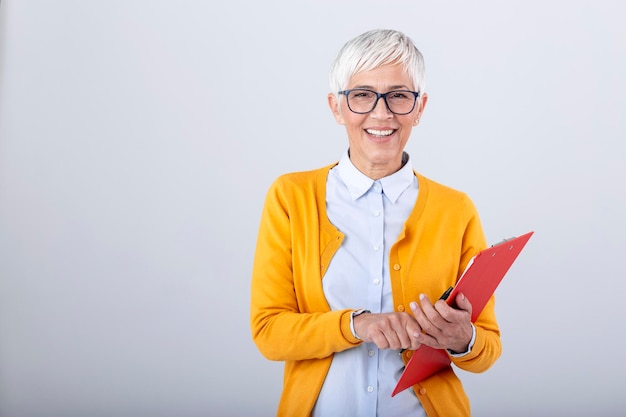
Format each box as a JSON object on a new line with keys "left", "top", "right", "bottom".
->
{"left": 410, "top": 301, "right": 418, "bottom": 310}
{"left": 419, "top": 293, "right": 426, "bottom": 300}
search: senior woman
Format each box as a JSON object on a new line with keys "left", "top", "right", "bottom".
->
{"left": 250, "top": 29, "right": 501, "bottom": 417}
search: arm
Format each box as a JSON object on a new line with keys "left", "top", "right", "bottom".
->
{"left": 450, "top": 195, "right": 502, "bottom": 372}
{"left": 407, "top": 192, "right": 502, "bottom": 373}
{"left": 250, "top": 178, "right": 361, "bottom": 361}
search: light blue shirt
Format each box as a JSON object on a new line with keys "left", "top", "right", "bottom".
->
{"left": 312, "top": 151, "right": 427, "bottom": 417}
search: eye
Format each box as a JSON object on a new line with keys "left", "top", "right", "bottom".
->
{"left": 389, "top": 91, "right": 411, "bottom": 99}
{"left": 350, "top": 90, "right": 374, "bottom": 99}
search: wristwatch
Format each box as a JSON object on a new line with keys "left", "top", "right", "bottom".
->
{"left": 350, "top": 309, "right": 371, "bottom": 340}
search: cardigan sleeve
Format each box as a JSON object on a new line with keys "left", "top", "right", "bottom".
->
{"left": 449, "top": 195, "right": 502, "bottom": 373}
{"left": 250, "top": 176, "right": 361, "bottom": 362}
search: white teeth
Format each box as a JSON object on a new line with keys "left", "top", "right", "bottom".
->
{"left": 366, "top": 129, "right": 394, "bottom": 137}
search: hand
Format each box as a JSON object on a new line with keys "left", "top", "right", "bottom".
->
{"left": 409, "top": 293, "right": 473, "bottom": 353}
{"left": 353, "top": 312, "right": 423, "bottom": 351}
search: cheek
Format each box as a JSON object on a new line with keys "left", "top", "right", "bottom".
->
{"left": 343, "top": 113, "right": 367, "bottom": 129}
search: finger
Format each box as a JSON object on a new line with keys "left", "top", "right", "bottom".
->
{"left": 370, "top": 330, "right": 391, "bottom": 350}
{"left": 417, "top": 294, "right": 448, "bottom": 331}
{"left": 408, "top": 333, "right": 423, "bottom": 350}
{"left": 383, "top": 329, "right": 403, "bottom": 350}
{"left": 409, "top": 298, "right": 438, "bottom": 329}
{"left": 404, "top": 315, "right": 422, "bottom": 336}
{"left": 433, "top": 299, "right": 457, "bottom": 323}
{"left": 410, "top": 324, "right": 442, "bottom": 349}
{"left": 369, "top": 318, "right": 403, "bottom": 350}
{"left": 401, "top": 314, "right": 423, "bottom": 349}
{"left": 409, "top": 299, "right": 443, "bottom": 345}
{"left": 454, "top": 293, "right": 473, "bottom": 316}
{"left": 394, "top": 327, "right": 414, "bottom": 350}
{"left": 434, "top": 294, "right": 472, "bottom": 324}
{"left": 409, "top": 300, "right": 429, "bottom": 327}
{"left": 405, "top": 306, "right": 443, "bottom": 349}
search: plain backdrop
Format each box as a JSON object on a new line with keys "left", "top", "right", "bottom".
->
{"left": 1, "top": 1, "right": 625, "bottom": 416}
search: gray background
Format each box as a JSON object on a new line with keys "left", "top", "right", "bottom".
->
{"left": 1, "top": 1, "right": 625, "bottom": 416}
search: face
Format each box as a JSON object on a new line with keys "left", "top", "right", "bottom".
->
{"left": 328, "top": 63, "right": 428, "bottom": 179}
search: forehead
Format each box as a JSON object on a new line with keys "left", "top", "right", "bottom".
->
{"left": 347, "top": 63, "right": 414, "bottom": 91}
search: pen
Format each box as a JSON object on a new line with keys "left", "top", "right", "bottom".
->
{"left": 439, "top": 286, "right": 453, "bottom": 301}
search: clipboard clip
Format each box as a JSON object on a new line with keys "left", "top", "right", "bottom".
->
{"left": 491, "top": 236, "right": 517, "bottom": 247}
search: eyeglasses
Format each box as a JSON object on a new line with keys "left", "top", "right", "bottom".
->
{"left": 339, "top": 89, "right": 420, "bottom": 115}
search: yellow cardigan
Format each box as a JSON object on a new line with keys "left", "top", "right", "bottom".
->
{"left": 250, "top": 163, "right": 501, "bottom": 417}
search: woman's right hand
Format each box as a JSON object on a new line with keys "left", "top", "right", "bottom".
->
{"left": 353, "top": 312, "right": 423, "bottom": 350}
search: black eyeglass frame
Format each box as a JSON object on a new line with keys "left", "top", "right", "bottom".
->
{"left": 338, "top": 89, "right": 421, "bottom": 115}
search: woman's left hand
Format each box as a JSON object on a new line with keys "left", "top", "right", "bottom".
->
{"left": 409, "top": 293, "right": 473, "bottom": 354}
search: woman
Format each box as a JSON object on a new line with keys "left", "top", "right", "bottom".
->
{"left": 250, "top": 29, "right": 501, "bottom": 417}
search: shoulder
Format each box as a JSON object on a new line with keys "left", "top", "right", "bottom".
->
{"left": 270, "top": 163, "right": 337, "bottom": 192}
{"left": 261, "top": 163, "right": 337, "bottom": 208}
{"left": 416, "top": 172, "right": 469, "bottom": 199}
{"left": 416, "top": 172, "right": 478, "bottom": 214}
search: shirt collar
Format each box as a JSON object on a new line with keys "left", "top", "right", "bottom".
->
{"left": 337, "top": 150, "right": 416, "bottom": 203}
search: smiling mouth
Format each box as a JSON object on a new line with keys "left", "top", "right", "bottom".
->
{"left": 365, "top": 128, "right": 395, "bottom": 138}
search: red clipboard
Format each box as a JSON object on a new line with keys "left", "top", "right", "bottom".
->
{"left": 392, "top": 231, "right": 534, "bottom": 397}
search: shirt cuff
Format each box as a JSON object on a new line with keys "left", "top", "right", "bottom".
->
{"left": 447, "top": 323, "right": 476, "bottom": 357}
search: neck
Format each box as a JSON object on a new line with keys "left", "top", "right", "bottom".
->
{"left": 349, "top": 151, "right": 408, "bottom": 180}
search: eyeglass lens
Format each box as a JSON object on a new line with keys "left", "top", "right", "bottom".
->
{"left": 346, "top": 89, "right": 417, "bottom": 114}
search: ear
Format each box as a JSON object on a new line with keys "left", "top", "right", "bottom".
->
{"left": 413, "top": 93, "right": 428, "bottom": 126}
{"left": 328, "top": 93, "right": 345, "bottom": 125}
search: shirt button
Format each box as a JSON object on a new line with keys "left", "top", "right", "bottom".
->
{"left": 393, "top": 264, "right": 401, "bottom": 271}
{"left": 373, "top": 245, "right": 380, "bottom": 251}
{"left": 373, "top": 210, "right": 380, "bottom": 217}
{"left": 368, "top": 350, "right": 375, "bottom": 357}
{"left": 397, "top": 305, "right": 405, "bottom": 312}
{"left": 367, "top": 386, "right": 374, "bottom": 393}
{"left": 373, "top": 278, "right": 380, "bottom": 285}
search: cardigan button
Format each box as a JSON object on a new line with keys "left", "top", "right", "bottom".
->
{"left": 393, "top": 264, "right": 401, "bottom": 271}
{"left": 419, "top": 387, "right": 427, "bottom": 395}
{"left": 397, "top": 305, "right": 405, "bottom": 312}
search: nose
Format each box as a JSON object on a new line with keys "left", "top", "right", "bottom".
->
{"left": 370, "top": 95, "right": 392, "bottom": 118}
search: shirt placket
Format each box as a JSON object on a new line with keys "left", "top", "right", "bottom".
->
{"left": 363, "top": 180, "right": 385, "bottom": 409}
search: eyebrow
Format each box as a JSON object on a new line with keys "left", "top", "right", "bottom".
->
{"left": 352, "top": 84, "right": 412, "bottom": 91}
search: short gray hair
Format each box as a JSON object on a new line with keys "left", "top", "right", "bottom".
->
{"left": 329, "top": 29, "right": 426, "bottom": 98}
